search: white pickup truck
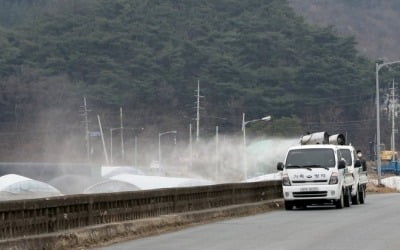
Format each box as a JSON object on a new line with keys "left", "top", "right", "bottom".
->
{"left": 277, "top": 132, "right": 362, "bottom": 210}
{"left": 338, "top": 145, "right": 368, "bottom": 204}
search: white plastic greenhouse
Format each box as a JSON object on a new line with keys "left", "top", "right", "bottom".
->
{"left": 0, "top": 174, "right": 62, "bottom": 200}
{"left": 83, "top": 179, "right": 140, "bottom": 194}
{"left": 110, "top": 174, "right": 214, "bottom": 190}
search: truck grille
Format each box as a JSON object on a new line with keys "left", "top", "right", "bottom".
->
{"left": 293, "top": 191, "right": 328, "bottom": 197}
{"left": 292, "top": 180, "right": 327, "bottom": 183}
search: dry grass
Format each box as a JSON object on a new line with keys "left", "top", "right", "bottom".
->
{"left": 366, "top": 170, "right": 399, "bottom": 193}
{"left": 366, "top": 182, "right": 398, "bottom": 193}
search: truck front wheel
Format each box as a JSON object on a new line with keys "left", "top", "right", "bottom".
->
{"left": 352, "top": 185, "right": 360, "bottom": 205}
{"left": 284, "top": 201, "right": 293, "bottom": 210}
{"left": 344, "top": 188, "right": 351, "bottom": 207}
{"left": 335, "top": 189, "right": 344, "bottom": 209}
{"left": 359, "top": 185, "right": 366, "bottom": 204}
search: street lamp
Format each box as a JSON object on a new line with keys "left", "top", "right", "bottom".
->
{"left": 158, "top": 130, "right": 177, "bottom": 170}
{"left": 376, "top": 60, "right": 400, "bottom": 185}
{"left": 242, "top": 113, "right": 272, "bottom": 180}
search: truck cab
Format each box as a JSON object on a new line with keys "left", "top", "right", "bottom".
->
{"left": 277, "top": 132, "right": 356, "bottom": 210}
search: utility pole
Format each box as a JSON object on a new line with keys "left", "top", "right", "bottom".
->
{"left": 376, "top": 63, "right": 382, "bottom": 185}
{"left": 242, "top": 113, "right": 247, "bottom": 180}
{"left": 120, "top": 107, "right": 125, "bottom": 161}
{"left": 376, "top": 60, "right": 400, "bottom": 185}
{"left": 216, "top": 125, "right": 219, "bottom": 180}
{"left": 189, "top": 123, "right": 193, "bottom": 169}
{"left": 97, "top": 115, "right": 109, "bottom": 164}
{"left": 81, "top": 97, "right": 91, "bottom": 161}
{"left": 134, "top": 136, "right": 138, "bottom": 166}
{"left": 110, "top": 129, "right": 113, "bottom": 165}
{"left": 195, "top": 80, "right": 203, "bottom": 142}
{"left": 390, "top": 80, "right": 397, "bottom": 156}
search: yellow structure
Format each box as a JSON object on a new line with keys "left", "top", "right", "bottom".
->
{"left": 381, "top": 150, "right": 398, "bottom": 161}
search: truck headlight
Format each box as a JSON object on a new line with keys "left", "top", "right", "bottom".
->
{"left": 329, "top": 172, "right": 338, "bottom": 185}
{"left": 282, "top": 174, "right": 291, "bottom": 186}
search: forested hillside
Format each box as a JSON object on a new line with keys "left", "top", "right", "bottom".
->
{"left": 288, "top": 0, "right": 400, "bottom": 60}
{"left": 0, "top": 0, "right": 379, "bottom": 161}
{"left": 0, "top": 0, "right": 49, "bottom": 27}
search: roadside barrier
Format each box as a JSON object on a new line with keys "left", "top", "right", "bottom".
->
{"left": 0, "top": 180, "right": 281, "bottom": 242}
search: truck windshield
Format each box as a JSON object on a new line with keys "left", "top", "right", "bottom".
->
{"left": 339, "top": 149, "right": 352, "bottom": 166}
{"left": 285, "top": 148, "right": 335, "bottom": 168}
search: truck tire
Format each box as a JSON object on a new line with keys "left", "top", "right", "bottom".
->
{"left": 352, "top": 185, "right": 360, "bottom": 205}
{"left": 296, "top": 203, "right": 307, "bottom": 210}
{"left": 344, "top": 188, "right": 351, "bottom": 207}
{"left": 285, "top": 201, "right": 293, "bottom": 210}
{"left": 359, "top": 185, "right": 366, "bottom": 204}
{"left": 335, "top": 189, "right": 344, "bottom": 209}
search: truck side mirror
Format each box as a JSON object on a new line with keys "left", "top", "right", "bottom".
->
{"left": 338, "top": 160, "right": 346, "bottom": 169}
{"left": 354, "top": 160, "right": 362, "bottom": 168}
{"left": 277, "top": 162, "right": 284, "bottom": 171}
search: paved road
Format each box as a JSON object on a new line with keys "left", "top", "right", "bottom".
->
{"left": 96, "top": 193, "right": 400, "bottom": 250}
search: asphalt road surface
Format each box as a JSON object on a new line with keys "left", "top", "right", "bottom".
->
{"left": 96, "top": 193, "right": 400, "bottom": 250}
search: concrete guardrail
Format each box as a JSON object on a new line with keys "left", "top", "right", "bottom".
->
{"left": 0, "top": 180, "right": 282, "bottom": 249}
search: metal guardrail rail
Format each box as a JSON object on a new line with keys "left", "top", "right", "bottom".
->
{"left": 0, "top": 180, "right": 282, "bottom": 240}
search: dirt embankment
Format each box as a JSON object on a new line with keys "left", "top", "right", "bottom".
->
{"left": 366, "top": 181, "right": 398, "bottom": 193}
{"left": 366, "top": 170, "right": 399, "bottom": 193}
